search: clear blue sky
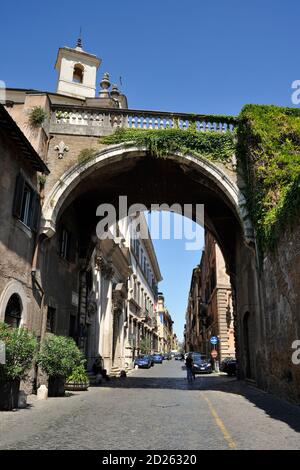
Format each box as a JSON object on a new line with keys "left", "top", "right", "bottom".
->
{"left": 1, "top": 0, "right": 299, "bottom": 340}
{"left": 1, "top": 0, "right": 299, "bottom": 115}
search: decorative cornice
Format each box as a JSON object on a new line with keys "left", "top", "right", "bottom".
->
{"left": 95, "top": 254, "right": 114, "bottom": 280}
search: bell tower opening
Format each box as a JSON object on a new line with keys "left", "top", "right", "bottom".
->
{"left": 73, "top": 63, "right": 84, "bottom": 84}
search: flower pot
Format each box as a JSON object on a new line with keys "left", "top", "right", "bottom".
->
{"left": 0, "top": 380, "right": 20, "bottom": 411}
{"left": 48, "top": 376, "right": 65, "bottom": 397}
{"left": 65, "top": 381, "right": 89, "bottom": 392}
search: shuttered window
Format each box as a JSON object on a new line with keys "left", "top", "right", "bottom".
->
{"left": 13, "top": 173, "right": 40, "bottom": 232}
{"left": 59, "top": 226, "right": 77, "bottom": 263}
{"left": 60, "top": 228, "right": 69, "bottom": 259}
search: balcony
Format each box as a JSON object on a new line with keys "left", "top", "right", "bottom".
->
{"left": 50, "top": 105, "right": 236, "bottom": 137}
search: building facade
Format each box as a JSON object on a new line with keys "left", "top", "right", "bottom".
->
{"left": 0, "top": 104, "right": 49, "bottom": 334}
{"left": 185, "top": 231, "right": 235, "bottom": 363}
{"left": 0, "top": 40, "right": 163, "bottom": 379}
{"left": 156, "top": 293, "right": 174, "bottom": 353}
{"left": 126, "top": 213, "right": 162, "bottom": 364}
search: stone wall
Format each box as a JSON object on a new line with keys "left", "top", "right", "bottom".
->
{"left": 45, "top": 135, "right": 102, "bottom": 194}
{"left": 261, "top": 224, "right": 300, "bottom": 403}
{"left": 39, "top": 203, "right": 81, "bottom": 337}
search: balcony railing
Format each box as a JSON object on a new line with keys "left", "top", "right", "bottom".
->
{"left": 50, "top": 105, "right": 236, "bottom": 137}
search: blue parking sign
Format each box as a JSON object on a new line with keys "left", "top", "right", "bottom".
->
{"left": 210, "top": 336, "right": 218, "bottom": 345}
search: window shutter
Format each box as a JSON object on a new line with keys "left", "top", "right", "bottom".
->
{"left": 30, "top": 192, "right": 41, "bottom": 232}
{"left": 68, "top": 234, "right": 77, "bottom": 263}
{"left": 13, "top": 173, "right": 25, "bottom": 219}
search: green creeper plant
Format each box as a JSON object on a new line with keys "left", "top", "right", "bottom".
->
{"left": 237, "top": 104, "right": 300, "bottom": 253}
{"left": 100, "top": 127, "right": 236, "bottom": 163}
{"left": 77, "top": 147, "right": 98, "bottom": 164}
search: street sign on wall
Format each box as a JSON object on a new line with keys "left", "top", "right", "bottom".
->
{"left": 210, "top": 336, "right": 218, "bottom": 345}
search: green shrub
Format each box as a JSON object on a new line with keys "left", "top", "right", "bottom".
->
{"left": 37, "top": 334, "right": 83, "bottom": 378}
{"left": 0, "top": 322, "right": 37, "bottom": 383}
{"left": 66, "top": 364, "right": 88, "bottom": 384}
{"left": 28, "top": 106, "right": 48, "bottom": 127}
{"left": 77, "top": 148, "right": 98, "bottom": 164}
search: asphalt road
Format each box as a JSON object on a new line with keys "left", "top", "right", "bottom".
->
{"left": 1, "top": 359, "right": 300, "bottom": 449}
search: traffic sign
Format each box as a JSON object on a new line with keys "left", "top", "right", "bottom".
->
{"left": 211, "top": 350, "right": 218, "bottom": 358}
{"left": 210, "top": 336, "right": 218, "bottom": 345}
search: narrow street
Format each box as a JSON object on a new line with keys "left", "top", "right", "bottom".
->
{"left": 1, "top": 359, "right": 300, "bottom": 450}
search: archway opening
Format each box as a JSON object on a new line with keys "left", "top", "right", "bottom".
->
{"left": 41, "top": 148, "right": 256, "bottom": 380}
{"left": 4, "top": 293, "right": 22, "bottom": 328}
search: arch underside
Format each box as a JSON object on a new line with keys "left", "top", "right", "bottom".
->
{"left": 42, "top": 147, "right": 253, "bottom": 278}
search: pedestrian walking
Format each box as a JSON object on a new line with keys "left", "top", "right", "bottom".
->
{"left": 185, "top": 353, "right": 195, "bottom": 382}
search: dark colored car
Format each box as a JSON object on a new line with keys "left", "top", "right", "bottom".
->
{"left": 148, "top": 355, "right": 155, "bottom": 366}
{"left": 134, "top": 355, "right": 152, "bottom": 369}
{"left": 191, "top": 352, "right": 212, "bottom": 374}
{"left": 152, "top": 354, "right": 163, "bottom": 364}
{"left": 175, "top": 353, "right": 183, "bottom": 360}
{"left": 220, "top": 357, "right": 237, "bottom": 376}
{"left": 163, "top": 353, "right": 171, "bottom": 360}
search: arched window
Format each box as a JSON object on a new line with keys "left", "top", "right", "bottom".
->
{"left": 73, "top": 64, "right": 84, "bottom": 84}
{"left": 4, "top": 294, "right": 22, "bottom": 327}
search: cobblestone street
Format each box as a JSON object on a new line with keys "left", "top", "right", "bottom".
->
{"left": 1, "top": 360, "right": 300, "bottom": 450}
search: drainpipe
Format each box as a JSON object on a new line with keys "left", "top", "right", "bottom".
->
{"left": 31, "top": 235, "right": 47, "bottom": 341}
{"left": 31, "top": 232, "right": 48, "bottom": 393}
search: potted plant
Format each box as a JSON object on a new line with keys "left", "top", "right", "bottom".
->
{"left": 0, "top": 322, "right": 37, "bottom": 411}
{"left": 37, "top": 334, "right": 82, "bottom": 397}
{"left": 65, "top": 363, "right": 89, "bottom": 391}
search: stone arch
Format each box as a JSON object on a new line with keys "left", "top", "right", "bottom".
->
{"left": 41, "top": 143, "right": 254, "bottom": 244}
{"left": 0, "top": 280, "right": 28, "bottom": 327}
{"left": 39, "top": 143, "right": 261, "bottom": 384}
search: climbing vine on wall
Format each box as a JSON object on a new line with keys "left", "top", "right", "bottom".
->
{"left": 77, "top": 148, "right": 98, "bottom": 164}
{"left": 237, "top": 104, "right": 300, "bottom": 253}
{"left": 100, "top": 127, "right": 236, "bottom": 162}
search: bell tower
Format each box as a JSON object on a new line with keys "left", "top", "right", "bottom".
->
{"left": 55, "top": 38, "right": 101, "bottom": 99}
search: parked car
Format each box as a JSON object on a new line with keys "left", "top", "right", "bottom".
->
{"left": 134, "top": 355, "right": 152, "bottom": 369}
{"left": 191, "top": 352, "right": 212, "bottom": 374}
{"left": 220, "top": 357, "right": 237, "bottom": 376}
{"left": 152, "top": 353, "right": 163, "bottom": 364}
{"left": 175, "top": 353, "right": 184, "bottom": 360}
{"left": 163, "top": 353, "right": 171, "bottom": 360}
{"left": 149, "top": 355, "right": 155, "bottom": 366}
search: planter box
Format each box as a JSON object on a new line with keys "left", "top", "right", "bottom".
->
{"left": 48, "top": 376, "right": 65, "bottom": 397}
{"left": 65, "top": 381, "right": 89, "bottom": 392}
{"left": 0, "top": 380, "right": 20, "bottom": 411}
